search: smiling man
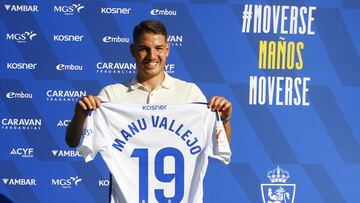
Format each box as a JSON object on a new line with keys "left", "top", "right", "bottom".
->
{"left": 66, "top": 20, "right": 233, "bottom": 203}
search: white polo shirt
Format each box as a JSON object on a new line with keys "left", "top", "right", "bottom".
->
{"left": 97, "top": 73, "right": 207, "bottom": 104}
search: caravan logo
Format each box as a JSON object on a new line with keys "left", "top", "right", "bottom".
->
{"left": 1, "top": 118, "right": 42, "bottom": 130}
{"left": 6, "top": 31, "right": 37, "bottom": 43}
{"left": 261, "top": 166, "right": 296, "bottom": 203}
{"left": 167, "top": 35, "right": 183, "bottom": 47}
{"left": 52, "top": 176, "right": 82, "bottom": 189}
{"left": 46, "top": 90, "right": 86, "bottom": 102}
{"left": 54, "top": 4, "right": 84, "bottom": 15}
{"left": 96, "top": 62, "right": 136, "bottom": 74}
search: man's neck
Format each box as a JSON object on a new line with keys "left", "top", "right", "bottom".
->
{"left": 138, "top": 72, "right": 165, "bottom": 91}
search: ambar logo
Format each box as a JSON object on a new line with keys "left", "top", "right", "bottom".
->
{"left": 6, "top": 31, "right": 37, "bottom": 43}
{"left": 52, "top": 150, "right": 82, "bottom": 157}
{"left": 2, "top": 178, "right": 36, "bottom": 186}
{"left": 4, "top": 4, "right": 39, "bottom": 12}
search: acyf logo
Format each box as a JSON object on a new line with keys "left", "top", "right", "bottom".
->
{"left": 6, "top": 31, "right": 37, "bottom": 43}
{"left": 54, "top": 4, "right": 84, "bottom": 15}
{"left": 10, "top": 148, "right": 34, "bottom": 158}
{"left": 52, "top": 176, "right": 82, "bottom": 189}
{"left": 57, "top": 120, "right": 71, "bottom": 127}
{"left": 2, "top": 178, "right": 36, "bottom": 186}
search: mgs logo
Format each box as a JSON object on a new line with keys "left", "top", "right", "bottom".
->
{"left": 54, "top": 4, "right": 84, "bottom": 15}
{"left": 261, "top": 166, "right": 296, "bottom": 203}
{"left": 52, "top": 176, "right": 82, "bottom": 189}
{"left": 6, "top": 31, "right": 37, "bottom": 43}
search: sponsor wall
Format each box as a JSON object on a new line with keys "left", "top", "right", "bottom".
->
{"left": 1, "top": 0, "right": 360, "bottom": 202}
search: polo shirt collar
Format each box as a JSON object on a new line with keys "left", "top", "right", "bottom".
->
{"left": 129, "top": 72, "right": 174, "bottom": 90}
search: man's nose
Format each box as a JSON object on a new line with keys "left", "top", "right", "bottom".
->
{"left": 147, "top": 48, "right": 157, "bottom": 59}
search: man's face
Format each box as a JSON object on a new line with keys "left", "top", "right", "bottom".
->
{"left": 131, "top": 32, "right": 170, "bottom": 79}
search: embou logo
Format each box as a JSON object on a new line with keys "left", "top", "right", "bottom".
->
{"left": 6, "top": 31, "right": 37, "bottom": 43}
{"left": 52, "top": 176, "right": 82, "bottom": 189}
{"left": 56, "top": 64, "right": 83, "bottom": 71}
{"left": 150, "top": 9, "right": 176, "bottom": 16}
{"left": 102, "top": 36, "right": 129, "bottom": 43}
{"left": 6, "top": 91, "right": 33, "bottom": 99}
{"left": 54, "top": 4, "right": 84, "bottom": 15}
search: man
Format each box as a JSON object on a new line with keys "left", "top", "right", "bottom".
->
{"left": 65, "top": 20, "right": 232, "bottom": 202}
{"left": 66, "top": 20, "right": 232, "bottom": 147}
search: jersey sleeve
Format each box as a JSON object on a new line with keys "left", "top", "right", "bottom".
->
{"left": 77, "top": 108, "right": 108, "bottom": 162}
{"left": 189, "top": 83, "right": 207, "bottom": 103}
{"left": 203, "top": 111, "right": 231, "bottom": 164}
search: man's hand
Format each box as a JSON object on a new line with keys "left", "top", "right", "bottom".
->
{"left": 208, "top": 96, "right": 232, "bottom": 123}
{"left": 208, "top": 96, "right": 232, "bottom": 142}
{"left": 75, "top": 95, "right": 101, "bottom": 116}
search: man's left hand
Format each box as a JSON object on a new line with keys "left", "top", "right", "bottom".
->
{"left": 208, "top": 96, "right": 232, "bottom": 123}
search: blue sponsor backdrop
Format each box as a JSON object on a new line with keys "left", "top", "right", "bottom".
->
{"left": 1, "top": 0, "right": 360, "bottom": 202}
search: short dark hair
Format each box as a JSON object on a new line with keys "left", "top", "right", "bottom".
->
{"left": 133, "top": 20, "right": 167, "bottom": 43}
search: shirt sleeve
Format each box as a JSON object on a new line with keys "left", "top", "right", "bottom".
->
{"left": 189, "top": 83, "right": 207, "bottom": 103}
{"left": 77, "top": 108, "right": 108, "bottom": 162}
{"left": 203, "top": 110, "right": 231, "bottom": 164}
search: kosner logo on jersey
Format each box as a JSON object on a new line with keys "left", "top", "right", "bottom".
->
{"left": 6, "top": 31, "right": 37, "bottom": 43}
{"left": 52, "top": 176, "right": 82, "bottom": 189}
{"left": 1, "top": 118, "right": 42, "bottom": 130}
{"left": 4, "top": 4, "right": 39, "bottom": 12}
{"left": 10, "top": 148, "right": 34, "bottom": 158}
{"left": 54, "top": 4, "right": 84, "bottom": 15}
{"left": 2, "top": 178, "right": 36, "bottom": 186}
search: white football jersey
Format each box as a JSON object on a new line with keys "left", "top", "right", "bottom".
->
{"left": 78, "top": 102, "right": 231, "bottom": 203}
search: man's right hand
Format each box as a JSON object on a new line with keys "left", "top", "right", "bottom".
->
{"left": 75, "top": 95, "right": 101, "bottom": 115}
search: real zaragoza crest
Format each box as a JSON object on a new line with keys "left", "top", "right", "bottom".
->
{"left": 261, "top": 166, "right": 296, "bottom": 203}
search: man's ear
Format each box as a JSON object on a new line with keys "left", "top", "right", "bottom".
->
{"left": 166, "top": 43, "right": 170, "bottom": 57}
{"left": 130, "top": 43, "right": 135, "bottom": 57}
